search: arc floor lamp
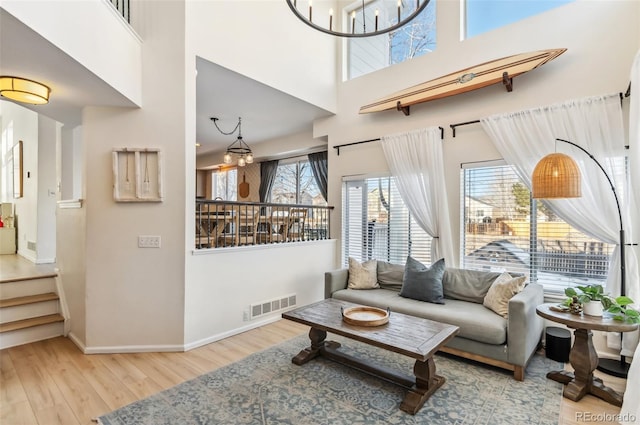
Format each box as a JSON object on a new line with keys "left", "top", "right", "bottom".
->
{"left": 532, "top": 137, "right": 631, "bottom": 377}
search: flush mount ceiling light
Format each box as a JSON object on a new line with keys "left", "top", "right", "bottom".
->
{"left": 286, "top": 0, "right": 430, "bottom": 38}
{"left": 211, "top": 117, "right": 253, "bottom": 167}
{"left": 0, "top": 76, "right": 51, "bottom": 105}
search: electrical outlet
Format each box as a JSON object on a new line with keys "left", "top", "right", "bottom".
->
{"left": 138, "top": 235, "right": 161, "bottom": 248}
{"left": 243, "top": 309, "right": 250, "bottom": 321}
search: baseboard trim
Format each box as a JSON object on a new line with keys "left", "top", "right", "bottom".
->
{"left": 84, "top": 342, "right": 185, "bottom": 354}
{"left": 183, "top": 315, "right": 282, "bottom": 352}
{"left": 67, "top": 331, "right": 87, "bottom": 353}
{"left": 72, "top": 315, "right": 283, "bottom": 354}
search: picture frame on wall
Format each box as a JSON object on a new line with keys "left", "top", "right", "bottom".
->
{"left": 112, "top": 148, "right": 163, "bottom": 202}
{"left": 12, "top": 141, "right": 23, "bottom": 199}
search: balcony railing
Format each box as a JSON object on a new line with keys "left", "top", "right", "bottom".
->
{"left": 196, "top": 200, "right": 333, "bottom": 249}
{"left": 108, "top": 0, "right": 130, "bottom": 23}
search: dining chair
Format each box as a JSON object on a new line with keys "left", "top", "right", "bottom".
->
{"left": 287, "top": 208, "right": 307, "bottom": 241}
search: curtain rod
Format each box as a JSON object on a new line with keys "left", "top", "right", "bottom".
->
{"left": 333, "top": 127, "right": 444, "bottom": 155}
{"left": 449, "top": 89, "right": 631, "bottom": 138}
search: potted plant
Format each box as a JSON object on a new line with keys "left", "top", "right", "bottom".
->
{"left": 563, "top": 285, "right": 640, "bottom": 323}
{"left": 564, "top": 284, "right": 606, "bottom": 316}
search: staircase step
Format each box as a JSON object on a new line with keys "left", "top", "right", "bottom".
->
{"left": 0, "top": 277, "right": 57, "bottom": 300}
{"left": 0, "top": 292, "right": 59, "bottom": 308}
{"left": 0, "top": 313, "right": 65, "bottom": 333}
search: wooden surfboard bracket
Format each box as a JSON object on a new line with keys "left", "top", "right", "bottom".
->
{"left": 360, "top": 48, "right": 566, "bottom": 115}
{"left": 394, "top": 71, "right": 513, "bottom": 116}
{"left": 502, "top": 72, "right": 513, "bottom": 92}
{"left": 396, "top": 101, "right": 410, "bottom": 116}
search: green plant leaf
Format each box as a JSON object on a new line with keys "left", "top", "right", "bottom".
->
{"left": 615, "top": 296, "right": 635, "bottom": 307}
{"left": 565, "top": 288, "right": 577, "bottom": 297}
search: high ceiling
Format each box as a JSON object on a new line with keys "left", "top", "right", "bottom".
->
{"left": 0, "top": 10, "right": 332, "bottom": 156}
{"left": 195, "top": 58, "right": 333, "bottom": 156}
{"left": 0, "top": 10, "right": 137, "bottom": 127}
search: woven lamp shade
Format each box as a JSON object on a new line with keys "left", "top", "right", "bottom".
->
{"left": 532, "top": 152, "right": 581, "bottom": 199}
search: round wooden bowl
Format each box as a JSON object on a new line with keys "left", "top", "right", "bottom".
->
{"left": 342, "top": 305, "right": 390, "bottom": 327}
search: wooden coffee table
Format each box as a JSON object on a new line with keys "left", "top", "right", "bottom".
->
{"left": 282, "top": 299, "right": 459, "bottom": 415}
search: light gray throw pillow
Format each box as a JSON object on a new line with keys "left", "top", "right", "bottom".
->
{"left": 376, "top": 260, "right": 404, "bottom": 291}
{"left": 442, "top": 268, "right": 504, "bottom": 304}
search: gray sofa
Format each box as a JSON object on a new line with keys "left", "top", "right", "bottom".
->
{"left": 325, "top": 263, "right": 544, "bottom": 380}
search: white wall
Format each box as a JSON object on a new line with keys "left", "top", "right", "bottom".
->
{"left": 35, "top": 116, "right": 58, "bottom": 263}
{"left": 320, "top": 0, "right": 640, "bottom": 267}
{"left": 187, "top": 0, "right": 337, "bottom": 113}
{"left": 81, "top": 0, "right": 187, "bottom": 350}
{"left": 0, "top": 101, "right": 38, "bottom": 260}
{"left": 1, "top": 0, "right": 142, "bottom": 106}
{"left": 59, "top": 126, "right": 83, "bottom": 201}
{"left": 9, "top": 0, "right": 638, "bottom": 356}
{"left": 320, "top": 0, "right": 640, "bottom": 358}
{"left": 56, "top": 204, "right": 86, "bottom": 346}
{"left": 185, "top": 241, "right": 337, "bottom": 348}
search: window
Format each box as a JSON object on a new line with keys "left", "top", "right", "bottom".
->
{"left": 464, "top": 0, "right": 574, "bottom": 39}
{"left": 343, "top": 176, "right": 432, "bottom": 267}
{"left": 461, "top": 162, "right": 613, "bottom": 294}
{"left": 271, "top": 158, "right": 326, "bottom": 206}
{"left": 348, "top": 0, "right": 436, "bottom": 80}
{"left": 212, "top": 168, "right": 237, "bottom": 201}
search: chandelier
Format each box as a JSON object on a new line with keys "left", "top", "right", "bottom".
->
{"left": 286, "top": 0, "right": 430, "bottom": 38}
{"left": 211, "top": 117, "right": 254, "bottom": 167}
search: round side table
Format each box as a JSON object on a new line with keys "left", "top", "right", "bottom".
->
{"left": 536, "top": 303, "right": 638, "bottom": 407}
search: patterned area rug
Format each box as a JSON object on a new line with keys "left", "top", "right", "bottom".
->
{"left": 98, "top": 335, "right": 563, "bottom": 425}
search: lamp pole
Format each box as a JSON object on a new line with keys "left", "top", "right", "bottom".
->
{"left": 555, "top": 138, "right": 629, "bottom": 378}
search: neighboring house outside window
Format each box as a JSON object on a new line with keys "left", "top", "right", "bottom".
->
{"left": 461, "top": 161, "right": 613, "bottom": 295}
{"left": 271, "top": 158, "right": 327, "bottom": 206}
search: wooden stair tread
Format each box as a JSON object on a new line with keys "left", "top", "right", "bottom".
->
{"left": 0, "top": 273, "right": 58, "bottom": 284}
{"left": 0, "top": 292, "right": 59, "bottom": 308}
{"left": 0, "top": 314, "right": 64, "bottom": 333}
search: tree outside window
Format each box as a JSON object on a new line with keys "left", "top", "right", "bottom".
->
{"left": 348, "top": 0, "right": 436, "bottom": 80}
{"left": 271, "top": 159, "right": 326, "bottom": 206}
{"left": 212, "top": 168, "right": 237, "bottom": 201}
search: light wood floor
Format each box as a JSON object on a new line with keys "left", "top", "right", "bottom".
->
{"left": 0, "top": 320, "right": 628, "bottom": 425}
{"left": 0, "top": 255, "right": 629, "bottom": 425}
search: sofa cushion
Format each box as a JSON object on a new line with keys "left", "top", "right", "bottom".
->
{"left": 442, "top": 268, "right": 504, "bottom": 304}
{"left": 483, "top": 273, "right": 527, "bottom": 317}
{"left": 400, "top": 257, "right": 445, "bottom": 304}
{"left": 347, "top": 257, "right": 378, "bottom": 289}
{"left": 332, "top": 289, "right": 507, "bottom": 345}
{"left": 376, "top": 261, "right": 404, "bottom": 291}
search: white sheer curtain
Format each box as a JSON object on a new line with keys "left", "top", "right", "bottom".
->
{"left": 620, "top": 48, "right": 640, "bottom": 425}
{"left": 480, "top": 94, "right": 635, "bottom": 299}
{"left": 380, "top": 127, "right": 454, "bottom": 266}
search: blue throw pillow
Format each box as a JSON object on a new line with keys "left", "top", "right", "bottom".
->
{"left": 400, "top": 257, "right": 446, "bottom": 304}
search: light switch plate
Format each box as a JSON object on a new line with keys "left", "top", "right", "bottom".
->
{"left": 138, "top": 235, "right": 161, "bottom": 248}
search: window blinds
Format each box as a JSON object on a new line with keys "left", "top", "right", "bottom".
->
{"left": 342, "top": 176, "right": 432, "bottom": 268}
{"left": 461, "top": 163, "right": 613, "bottom": 294}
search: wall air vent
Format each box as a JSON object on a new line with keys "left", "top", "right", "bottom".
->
{"left": 249, "top": 293, "right": 296, "bottom": 320}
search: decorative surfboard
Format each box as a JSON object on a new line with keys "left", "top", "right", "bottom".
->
{"left": 359, "top": 48, "right": 567, "bottom": 115}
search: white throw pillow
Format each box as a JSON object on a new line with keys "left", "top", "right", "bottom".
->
{"left": 483, "top": 272, "right": 526, "bottom": 317}
{"left": 348, "top": 258, "right": 379, "bottom": 289}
